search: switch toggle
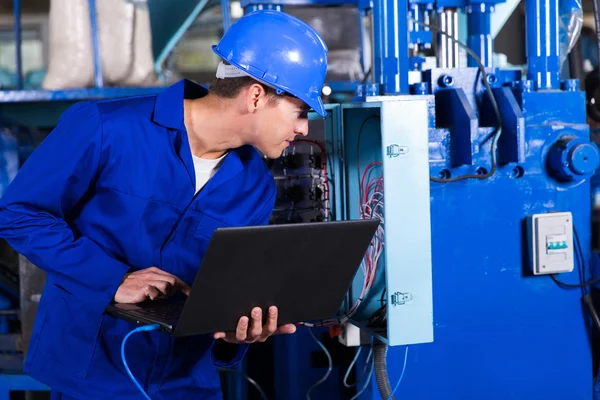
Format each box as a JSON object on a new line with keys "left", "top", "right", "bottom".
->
{"left": 527, "top": 212, "right": 574, "bottom": 275}
{"left": 546, "top": 234, "right": 568, "bottom": 253}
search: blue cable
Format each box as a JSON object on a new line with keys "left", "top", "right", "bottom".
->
{"left": 343, "top": 346, "right": 362, "bottom": 388}
{"left": 121, "top": 324, "right": 161, "bottom": 400}
{"left": 387, "top": 346, "right": 409, "bottom": 400}
{"left": 349, "top": 357, "right": 373, "bottom": 400}
{"left": 306, "top": 328, "right": 333, "bottom": 400}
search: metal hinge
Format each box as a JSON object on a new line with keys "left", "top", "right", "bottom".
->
{"left": 391, "top": 291, "right": 412, "bottom": 306}
{"left": 386, "top": 144, "right": 409, "bottom": 158}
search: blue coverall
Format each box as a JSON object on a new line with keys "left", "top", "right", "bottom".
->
{"left": 0, "top": 79, "right": 277, "bottom": 399}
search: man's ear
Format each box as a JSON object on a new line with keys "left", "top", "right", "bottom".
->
{"left": 246, "top": 83, "right": 267, "bottom": 113}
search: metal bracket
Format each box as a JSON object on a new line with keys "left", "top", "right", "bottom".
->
{"left": 386, "top": 144, "right": 409, "bottom": 158}
{"left": 391, "top": 291, "right": 413, "bottom": 306}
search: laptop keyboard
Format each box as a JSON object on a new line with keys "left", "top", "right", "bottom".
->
{"left": 132, "top": 300, "right": 185, "bottom": 321}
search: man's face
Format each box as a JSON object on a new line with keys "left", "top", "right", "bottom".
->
{"left": 252, "top": 96, "right": 310, "bottom": 159}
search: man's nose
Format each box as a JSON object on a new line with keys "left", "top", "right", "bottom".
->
{"left": 295, "top": 119, "right": 309, "bottom": 137}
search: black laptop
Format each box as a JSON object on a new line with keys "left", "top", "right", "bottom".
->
{"left": 106, "top": 219, "right": 380, "bottom": 337}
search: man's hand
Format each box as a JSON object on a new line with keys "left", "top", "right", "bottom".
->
{"left": 114, "top": 266, "right": 191, "bottom": 303}
{"left": 213, "top": 306, "right": 296, "bottom": 344}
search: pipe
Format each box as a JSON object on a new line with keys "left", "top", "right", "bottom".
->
{"left": 372, "top": 0, "right": 383, "bottom": 90}
{"left": 525, "top": 0, "right": 560, "bottom": 90}
{"left": 373, "top": 0, "right": 410, "bottom": 93}
{"left": 221, "top": 0, "right": 231, "bottom": 32}
{"left": 88, "top": 0, "right": 103, "bottom": 88}
{"left": 373, "top": 338, "right": 394, "bottom": 400}
{"left": 154, "top": 0, "right": 212, "bottom": 80}
{"left": 436, "top": 8, "right": 459, "bottom": 68}
{"left": 358, "top": 8, "right": 371, "bottom": 80}
{"left": 13, "top": 0, "right": 22, "bottom": 89}
{"left": 467, "top": 3, "right": 493, "bottom": 68}
{"left": 410, "top": 4, "right": 422, "bottom": 55}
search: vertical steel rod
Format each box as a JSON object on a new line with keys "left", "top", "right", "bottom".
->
{"left": 376, "top": 0, "right": 410, "bottom": 93}
{"left": 13, "top": 0, "right": 23, "bottom": 89}
{"left": 467, "top": 3, "right": 493, "bottom": 68}
{"left": 88, "top": 0, "right": 103, "bottom": 88}
{"left": 526, "top": 0, "right": 560, "bottom": 89}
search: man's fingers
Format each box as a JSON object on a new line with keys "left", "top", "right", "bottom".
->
{"left": 142, "top": 266, "right": 175, "bottom": 278}
{"left": 264, "top": 306, "right": 278, "bottom": 335}
{"left": 211, "top": 310, "right": 296, "bottom": 344}
{"left": 148, "top": 275, "right": 189, "bottom": 296}
{"left": 144, "top": 285, "right": 161, "bottom": 301}
{"left": 277, "top": 324, "right": 297, "bottom": 335}
{"left": 130, "top": 268, "right": 190, "bottom": 296}
{"left": 248, "top": 308, "right": 263, "bottom": 340}
{"left": 148, "top": 280, "right": 173, "bottom": 296}
{"left": 175, "top": 279, "right": 191, "bottom": 296}
{"left": 236, "top": 317, "right": 249, "bottom": 341}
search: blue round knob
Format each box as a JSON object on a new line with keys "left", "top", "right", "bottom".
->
{"left": 569, "top": 142, "right": 600, "bottom": 175}
{"left": 547, "top": 137, "right": 600, "bottom": 181}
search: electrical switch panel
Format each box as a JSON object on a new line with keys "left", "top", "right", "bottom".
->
{"left": 527, "top": 212, "right": 574, "bottom": 275}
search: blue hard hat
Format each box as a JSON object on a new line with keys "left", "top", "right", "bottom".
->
{"left": 212, "top": 10, "right": 328, "bottom": 117}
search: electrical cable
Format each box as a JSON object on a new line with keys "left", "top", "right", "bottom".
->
{"left": 343, "top": 346, "right": 373, "bottom": 389}
{"left": 343, "top": 346, "right": 362, "bottom": 388}
{"left": 121, "top": 324, "right": 161, "bottom": 400}
{"left": 218, "top": 368, "right": 269, "bottom": 400}
{"left": 583, "top": 294, "right": 600, "bottom": 331}
{"left": 306, "top": 328, "right": 333, "bottom": 400}
{"left": 386, "top": 346, "right": 409, "bottom": 400}
{"left": 574, "top": 226, "right": 589, "bottom": 295}
{"left": 349, "top": 356, "right": 374, "bottom": 400}
{"left": 410, "top": 18, "right": 503, "bottom": 183}
{"left": 550, "top": 274, "right": 600, "bottom": 289}
{"left": 550, "top": 224, "right": 600, "bottom": 290}
{"left": 303, "top": 130, "right": 385, "bottom": 327}
{"left": 356, "top": 115, "right": 380, "bottom": 192}
{"left": 548, "top": 221, "right": 600, "bottom": 333}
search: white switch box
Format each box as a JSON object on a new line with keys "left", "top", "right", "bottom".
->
{"left": 527, "top": 212, "right": 574, "bottom": 275}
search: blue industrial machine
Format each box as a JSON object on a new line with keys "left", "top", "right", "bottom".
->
{"left": 236, "top": 0, "right": 600, "bottom": 398}
{"left": 0, "top": 0, "right": 599, "bottom": 398}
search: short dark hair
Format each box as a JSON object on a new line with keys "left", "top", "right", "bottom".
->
{"left": 208, "top": 62, "right": 280, "bottom": 105}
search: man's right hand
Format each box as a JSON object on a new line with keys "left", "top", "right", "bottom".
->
{"left": 114, "top": 266, "right": 191, "bottom": 304}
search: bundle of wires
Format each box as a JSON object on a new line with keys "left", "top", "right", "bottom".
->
{"left": 300, "top": 160, "right": 385, "bottom": 328}
{"left": 345, "top": 161, "right": 385, "bottom": 319}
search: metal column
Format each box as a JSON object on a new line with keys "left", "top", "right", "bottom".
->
{"left": 373, "top": 0, "right": 410, "bottom": 93}
{"left": 467, "top": 3, "right": 493, "bottom": 67}
{"left": 525, "top": 0, "right": 560, "bottom": 90}
{"left": 436, "top": 8, "right": 459, "bottom": 68}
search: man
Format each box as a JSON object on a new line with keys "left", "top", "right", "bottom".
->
{"left": 0, "top": 10, "right": 328, "bottom": 400}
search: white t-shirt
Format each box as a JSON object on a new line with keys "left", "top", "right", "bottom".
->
{"left": 192, "top": 152, "right": 228, "bottom": 194}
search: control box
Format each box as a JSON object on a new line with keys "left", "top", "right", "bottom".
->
{"left": 527, "top": 212, "right": 574, "bottom": 275}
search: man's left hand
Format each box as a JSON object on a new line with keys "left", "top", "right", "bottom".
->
{"left": 213, "top": 306, "right": 296, "bottom": 344}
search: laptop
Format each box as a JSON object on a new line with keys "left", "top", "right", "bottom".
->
{"left": 106, "top": 219, "right": 380, "bottom": 337}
